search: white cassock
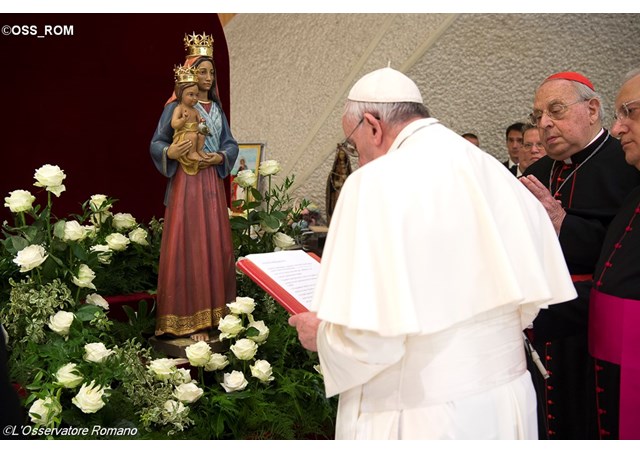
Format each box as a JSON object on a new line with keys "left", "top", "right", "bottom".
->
{"left": 311, "top": 118, "right": 577, "bottom": 440}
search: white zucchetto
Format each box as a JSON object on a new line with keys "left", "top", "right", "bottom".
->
{"left": 347, "top": 67, "right": 423, "bottom": 104}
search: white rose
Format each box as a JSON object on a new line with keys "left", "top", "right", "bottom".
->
{"left": 85, "top": 293, "right": 109, "bottom": 310}
{"left": 235, "top": 169, "right": 257, "bottom": 188}
{"left": 55, "top": 363, "right": 83, "bottom": 389}
{"left": 128, "top": 227, "right": 149, "bottom": 246}
{"left": 185, "top": 341, "right": 212, "bottom": 367}
{"left": 258, "top": 160, "right": 281, "bottom": 176}
{"left": 48, "top": 311, "right": 74, "bottom": 337}
{"left": 273, "top": 232, "right": 296, "bottom": 250}
{"left": 105, "top": 232, "right": 130, "bottom": 251}
{"left": 246, "top": 320, "right": 270, "bottom": 345}
{"left": 91, "top": 211, "right": 112, "bottom": 226}
{"left": 226, "top": 296, "right": 255, "bottom": 315}
{"left": 29, "top": 396, "right": 62, "bottom": 427}
{"left": 13, "top": 244, "right": 48, "bottom": 272}
{"left": 112, "top": 213, "right": 137, "bottom": 231}
{"left": 204, "top": 353, "right": 229, "bottom": 371}
{"left": 72, "top": 264, "right": 96, "bottom": 289}
{"left": 173, "top": 382, "right": 204, "bottom": 404}
{"left": 218, "top": 314, "right": 244, "bottom": 340}
{"left": 172, "top": 368, "right": 192, "bottom": 384}
{"left": 230, "top": 338, "right": 258, "bottom": 361}
{"left": 71, "top": 380, "right": 108, "bottom": 414}
{"left": 250, "top": 359, "right": 275, "bottom": 383}
{"left": 83, "top": 342, "right": 114, "bottom": 363}
{"left": 83, "top": 224, "right": 97, "bottom": 238}
{"left": 33, "top": 164, "right": 66, "bottom": 197}
{"left": 90, "top": 244, "right": 112, "bottom": 264}
{"left": 62, "top": 220, "right": 87, "bottom": 242}
{"left": 163, "top": 400, "right": 186, "bottom": 416}
{"left": 148, "top": 358, "right": 178, "bottom": 381}
{"left": 89, "top": 194, "right": 110, "bottom": 212}
{"left": 4, "top": 189, "right": 35, "bottom": 213}
{"left": 220, "top": 370, "right": 248, "bottom": 393}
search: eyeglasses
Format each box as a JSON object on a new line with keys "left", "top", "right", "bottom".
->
{"left": 613, "top": 98, "right": 640, "bottom": 122}
{"left": 528, "top": 99, "right": 588, "bottom": 126}
{"left": 522, "top": 142, "right": 544, "bottom": 151}
{"left": 338, "top": 118, "right": 364, "bottom": 158}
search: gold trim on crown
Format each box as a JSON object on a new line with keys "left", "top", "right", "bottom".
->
{"left": 184, "top": 32, "right": 214, "bottom": 58}
{"left": 173, "top": 64, "right": 198, "bottom": 84}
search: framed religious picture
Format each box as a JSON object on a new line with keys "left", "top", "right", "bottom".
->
{"left": 231, "top": 143, "right": 264, "bottom": 213}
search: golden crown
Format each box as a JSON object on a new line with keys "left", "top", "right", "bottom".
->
{"left": 173, "top": 64, "right": 198, "bottom": 84}
{"left": 184, "top": 32, "right": 214, "bottom": 58}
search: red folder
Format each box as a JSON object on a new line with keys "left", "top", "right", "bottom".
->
{"left": 236, "top": 252, "right": 321, "bottom": 315}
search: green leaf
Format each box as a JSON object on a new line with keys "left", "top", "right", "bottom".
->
{"left": 245, "top": 326, "right": 259, "bottom": 337}
{"left": 75, "top": 304, "right": 101, "bottom": 322}
{"left": 8, "top": 235, "right": 28, "bottom": 253}
{"left": 121, "top": 304, "right": 135, "bottom": 318}
{"left": 229, "top": 217, "right": 251, "bottom": 230}
{"left": 271, "top": 211, "right": 287, "bottom": 221}
{"left": 250, "top": 187, "right": 262, "bottom": 201}
{"left": 71, "top": 242, "right": 88, "bottom": 261}
{"left": 53, "top": 220, "right": 66, "bottom": 239}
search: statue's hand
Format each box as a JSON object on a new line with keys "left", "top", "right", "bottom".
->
{"left": 166, "top": 140, "right": 191, "bottom": 160}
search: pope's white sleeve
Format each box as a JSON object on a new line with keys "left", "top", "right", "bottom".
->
{"left": 317, "top": 321, "right": 406, "bottom": 398}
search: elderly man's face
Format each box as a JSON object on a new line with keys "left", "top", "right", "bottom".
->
{"left": 533, "top": 79, "right": 598, "bottom": 161}
{"left": 520, "top": 128, "right": 547, "bottom": 173}
{"left": 612, "top": 74, "right": 640, "bottom": 170}
{"left": 341, "top": 115, "right": 374, "bottom": 167}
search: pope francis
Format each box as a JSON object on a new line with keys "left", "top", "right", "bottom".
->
{"left": 289, "top": 67, "right": 577, "bottom": 440}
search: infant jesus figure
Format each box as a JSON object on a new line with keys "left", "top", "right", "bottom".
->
{"left": 171, "top": 81, "right": 210, "bottom": 175}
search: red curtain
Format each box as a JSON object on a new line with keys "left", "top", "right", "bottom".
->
{"left": 0, "top": 14, "right": 232, "bottom": 224}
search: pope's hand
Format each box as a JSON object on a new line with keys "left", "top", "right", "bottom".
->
{"left": 288, "top": 312, "right": 321, "bottom": 352}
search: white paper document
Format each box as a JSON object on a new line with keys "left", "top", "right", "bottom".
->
{"left": 245, "top": 250, "right": 320, "bottom": 310}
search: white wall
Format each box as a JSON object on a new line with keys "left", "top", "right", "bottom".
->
{"left": 225, "top": 13, "right": 640, "bottom": 216}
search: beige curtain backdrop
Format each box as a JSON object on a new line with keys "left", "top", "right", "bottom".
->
{"left": 224, "top": 13, "right": 640, "bottom": 217}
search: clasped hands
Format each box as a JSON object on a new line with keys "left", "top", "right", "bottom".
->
{"left": 166, "top": 140, "right": 223, "bottom": 167}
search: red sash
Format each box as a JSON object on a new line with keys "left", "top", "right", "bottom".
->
{"left": 589, "top": 289, "right": 640, "bottom": 439}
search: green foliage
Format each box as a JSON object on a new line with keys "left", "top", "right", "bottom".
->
{"left": 1, "top": 164, "right": 336, "bottom": 439}
{"left": 2, "top": 277, "right": 74, "bottom": 344}
{"left": 0, "top": 185, "right": 161, "bottom": 311}
{"left": 229, "top": 174, "right": 309, "bottom": 258}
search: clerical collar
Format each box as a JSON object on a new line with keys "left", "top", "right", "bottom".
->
{"left": 563, "top": 128, "right": 605, "bottom": 164}
{"left": 390, "top": 118, "right": 439, "bottom": 152}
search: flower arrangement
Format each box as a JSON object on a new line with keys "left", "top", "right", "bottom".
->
{"left": 1, "top": 163, "right": 336, "bottom": 439}
{"left": 1, "top": 165, "right": 161, "bottom": 302}
{"left": 229, "top": 159, "right": 309, "bottom": 257}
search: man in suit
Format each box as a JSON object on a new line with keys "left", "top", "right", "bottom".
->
{"left": 503, "top": 122, "right": 525, "bottom": 176}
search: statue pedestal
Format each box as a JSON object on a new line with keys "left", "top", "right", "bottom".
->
{"left": 148, "top": 333, "right": 227, "bottom": 359}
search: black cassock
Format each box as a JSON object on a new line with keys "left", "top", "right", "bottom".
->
{"left": 590, "top": 184, "right": 640, "bottom": 439}
{"left": 523, "top": 131, "right": 640, "bottom": 439}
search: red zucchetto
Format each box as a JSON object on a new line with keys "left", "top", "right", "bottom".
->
{"left": 545, "top": 71, "right": 595, "bottom": 91}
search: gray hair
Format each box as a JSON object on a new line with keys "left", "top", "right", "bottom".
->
{"left": 538, "top": 78, "right": 605, "bottom": 121}
{"left": 573, "top": 81, "right": 605, "bottom": 121}
{"left": 343, "top": 100, "right": 430, "bottom": 127}
{"left": 622, "top": 67, "right": 640, "bottom": 83}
